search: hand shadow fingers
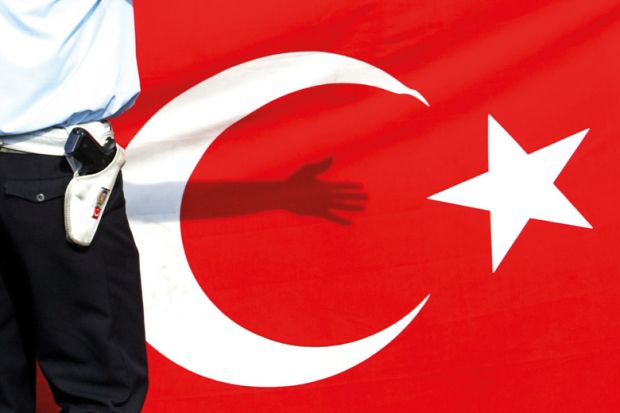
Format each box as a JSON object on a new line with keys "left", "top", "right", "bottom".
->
{"left": 329, "top": 202, "right": 365, "bottom": 212}
{"left": 330, "top": 192, "right": 369, "bottom": 201}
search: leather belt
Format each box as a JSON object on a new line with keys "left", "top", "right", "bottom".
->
{"left": 0, "top": 121, "right": 112, "bottom": 156}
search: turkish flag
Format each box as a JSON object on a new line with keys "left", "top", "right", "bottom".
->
{"left": 37, "top": 0, "right": 620, "bottom": 412}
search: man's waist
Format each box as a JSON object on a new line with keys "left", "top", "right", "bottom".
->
{"left": 0, "top": 121, "right": 113, "bottom": 156}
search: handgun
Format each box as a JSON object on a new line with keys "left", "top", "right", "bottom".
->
{"left": 65, "top": 127, "right": 116, "bottom": 175}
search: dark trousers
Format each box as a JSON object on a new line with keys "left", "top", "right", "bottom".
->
{"left": 0, "top": 153, "right": 148, "bottom": 412}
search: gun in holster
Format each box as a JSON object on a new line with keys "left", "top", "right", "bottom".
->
{"left": 64, "top": 124, "right": 126, "bottom": 246}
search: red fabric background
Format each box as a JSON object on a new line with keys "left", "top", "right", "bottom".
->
{"left": 38, "top": 1, "right": 620, "bottom": 411}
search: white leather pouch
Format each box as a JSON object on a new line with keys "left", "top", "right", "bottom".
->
{"left": 64, "top": 145, "right": 126, "bottom": 246}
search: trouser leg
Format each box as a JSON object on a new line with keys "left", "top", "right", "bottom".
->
{"left": 0, "top": 153, "right": 148, "bottom": 412}
{"left": 0, "top": 239, "right": 36, "bottom": 413}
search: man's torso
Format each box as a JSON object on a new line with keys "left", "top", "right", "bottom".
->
{"left": 0, "top": 0, "right": 139, "bottom": 135}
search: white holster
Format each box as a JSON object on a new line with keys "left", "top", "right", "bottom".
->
{"left": 64, "top": 144, "right": 126, "bottom": 246}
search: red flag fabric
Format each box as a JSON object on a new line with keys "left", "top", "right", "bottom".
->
{"left": 38, "top": 0, "right": 620, "bottom": 412}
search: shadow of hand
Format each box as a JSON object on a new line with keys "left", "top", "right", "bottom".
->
{"left": 178, "top": 156, "right": 368, "bottom": 225}
{"left": 280, "top": 157, "right": 368, "bottom": 225}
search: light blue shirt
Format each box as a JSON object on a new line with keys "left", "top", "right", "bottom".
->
{"left": 0, "top": 0, "right": 140, "bottom": 135}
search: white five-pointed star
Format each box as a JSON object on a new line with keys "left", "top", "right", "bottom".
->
{"left": 429, "top": 115, "right": 592, "bottom": 272}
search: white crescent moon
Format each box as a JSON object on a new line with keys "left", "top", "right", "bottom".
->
{"left": 124, "top": 51, "right": 430, "bottom": 387}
